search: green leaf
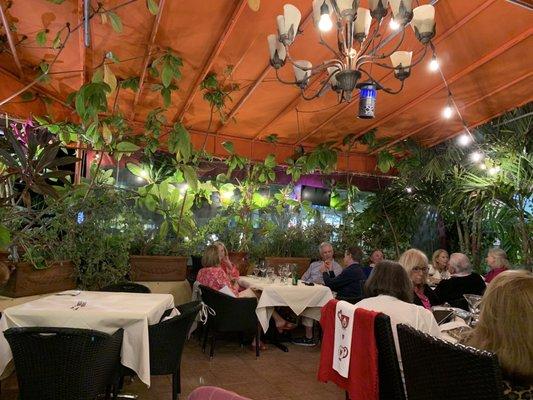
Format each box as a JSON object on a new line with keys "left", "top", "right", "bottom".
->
{"left": 116, "top": 141, "right": 140, "bottom": 152}
{"left": 52, "top": 32, "right": 62, "bottom": 49}
{"left": 264, "top": 153, "right": 276, "bottom": 168}
{"left": 20, "top": 91, "right": 36, "bottom": 101}
{"left": 39, "top": 61, "right": 50, "bottom": 74}
{"left": 222, "top": 141, "right": 234, "bottom": 154}
{"left": 105, "top": 51, "right": 120, "bottom": 63}
{"left": 161, "top": 87, "right": 171, "bottom": 108}
{"left": 0, "top": 224, "right": 10, "bottom": 248}
{"left": 181, "top": 165, "right": 198, "bottom": 191}
{"left": 36, "top": 30, "right": 47, "bottom": 46}
{"left": 161, "top": 61, "right": 173, "bottom": 88}
{"left": 107, "top": 11, "right": 123, "bottom": 33}
{"left": 126, "top": 162, "right": 144, "bottom": 177}
{"left": 120, "top": 77, "right": 140, "bottom": 92}
{"left": 146, "top": 0, "right": 159, "bottom": 15}
{"left": 103, "top": 64, "right": 117, "bottom": 93}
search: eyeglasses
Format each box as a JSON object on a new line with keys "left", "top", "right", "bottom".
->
{"left": 412, "top": 266, "right": 429, "bottom": 273}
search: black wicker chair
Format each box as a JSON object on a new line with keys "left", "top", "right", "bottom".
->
{"left": 199, "top": 285, "right": 261, "bottom": 359}
{"left": 100, "top": 282, "right": 151, "bottom": 293}
{"left": 145, "top": 300, "right": 201, "bottom": 400}
{"left": 397, "top": 323, "right": 505, "bottom": 400}
{"left": 4, "top": 327, "right": 123, "bottom": 400}
{"left": 374, "top": 314, "right": 406, "bottom": 400}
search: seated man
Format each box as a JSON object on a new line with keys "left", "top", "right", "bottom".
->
{"left": 300, "top": 242, "right": 342, "bottom": 284}
{"left": 293, "top": 242, "right": 342, "bottom": 347}
{"left": 434, "top": 253, "right": 486, "bottom": 310}
{"left": 322, "top": 246, "right": 366, "bottom": 301}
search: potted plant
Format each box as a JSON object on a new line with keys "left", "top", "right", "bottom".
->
{"left": 127, "top": 137, "right": 215, "bottom": 281}
{"left": 0, "top": 120, "right": 79, "bottom": 297}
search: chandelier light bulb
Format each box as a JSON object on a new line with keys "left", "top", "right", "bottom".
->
{"left": 389, "top": 19, "right": 400, "bottom": 30}
{"left": 429, "top": 56, "right": 439, "bottom": 71}
{"left": 470, "top": 151, "right": 483, "bottom": 162}
{"left": 318, "top": 13, "right": 333, "bottom": 31}
{"left": 457, "top": 133, "right": 471, "bottom": 146}
{"left": 348, "top": 48, "right": 357, "bottom": 59}
{"left": 442, "top": 105, "right": 453, "bottom": 119}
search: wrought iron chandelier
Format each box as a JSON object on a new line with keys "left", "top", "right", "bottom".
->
{"left": 267, "top": 0, "right": 437, "bottom": 118}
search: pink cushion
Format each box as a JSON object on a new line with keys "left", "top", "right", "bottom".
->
{"left": 188, "top": 386, "right": 252, "bottom": 400}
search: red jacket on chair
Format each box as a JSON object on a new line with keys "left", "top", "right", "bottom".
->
{"left": 317, "top": 299, "right": 379, "bottom": 400}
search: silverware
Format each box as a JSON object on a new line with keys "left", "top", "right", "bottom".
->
{"left": 70, "top": 301, "right": 87, "bottom": 310}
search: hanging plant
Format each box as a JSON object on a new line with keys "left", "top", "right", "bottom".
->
{"left": 149, "top": 50, "right": 183, "bottom": 108}
{"left": 200, "top": 68, "right": 240, "bottom": 130}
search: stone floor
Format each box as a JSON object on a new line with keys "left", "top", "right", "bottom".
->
{"left": 1, "top": 335, "right": 346, "bottom": 400}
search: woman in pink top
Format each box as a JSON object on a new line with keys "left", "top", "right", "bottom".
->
{"left": 484, "top": 248, "right": 510, "bottom": 283}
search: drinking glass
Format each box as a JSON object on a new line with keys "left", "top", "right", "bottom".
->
{"left": 463, "top": 294, "right": 483, "bottom": 325}
{"left": 266, "top": 266, "right": 276, "bottom": 283}
{"left": 258, "top": 261, "right": 267, "bottom": 280}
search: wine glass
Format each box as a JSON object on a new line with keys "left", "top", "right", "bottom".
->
{"left": 463, "top": 294, "right": 483, "bottom": 325}
{"left": 266, "top": 266, "right": 276, "bottom": 283}
{"left": 258, "top": 261, "right": 267, "bottom": 280}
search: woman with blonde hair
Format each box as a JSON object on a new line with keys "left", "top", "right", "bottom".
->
{"left": 429, "top": 249, "right": 450, "bottom": 283}
{"left": 484, "top": 248, "right": 510, "bottom": 283}
{"left": 464, "top": 270, "right": 533, "bottom": 397}
{"left": 398, "top": 249, "right": 441, "bottom": 309}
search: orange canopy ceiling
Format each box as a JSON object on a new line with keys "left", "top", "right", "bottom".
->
{"left": 0, "top": 0, "right": 532, "bottom": 174}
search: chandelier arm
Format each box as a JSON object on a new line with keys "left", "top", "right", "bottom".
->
{"left": 319, "top": 32, "right": 343, "bottom": 59}
{"left": 356, "top": 28, "right": 406, "bottom": 67}
{"left": 360, "top": 44, "right": 429, "bottom": 71}
{"left": 286, "top": 58, "right": 344, "bottom": 73}
{"left": 300, "top": 78, "right": 332, "bottom": 101}
{"left": 275, "top": 68, "right": 300, "bottom": 85}
{"left": 337, "top": 21, "right": 347, "bottom": 58}
{"left": 359, "top": 68, "right": 405, "bottom": 94}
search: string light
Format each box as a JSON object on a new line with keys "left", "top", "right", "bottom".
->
{"left": 442, "top": 104, "right": 453, "bottom": 119}
{"left": 389, "top": 19, "right": 400, "bottom": 30}
{"left": 406, "top": 187, "right": 413, "bottom": 193}
{"left": 429, "top": 55, "right": 439, "bottom": 71}
{"left": 488, "top": 166, "right": 500, "bottom": 175}
{"left": 470, "top": 151, "right": 483, "bottom": 162}
{"left": 479, "top": 164, "right": 487, "bottom": 170}
{"left": 457, "top": 134, "right": 471, "bottom": 146}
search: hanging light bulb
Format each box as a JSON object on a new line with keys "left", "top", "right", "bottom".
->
{"left": 406, "top": 187, "right": 413, "bottom": 193}
{"left": 429, "top": 55, "right": 439, "bottom": 71}
{"left": 457, "top": 133, "right": 471, "bottom": 146}
{"left": 470, "top": 151, "right": 483, "bottom": 162}
{"left": 318, "top": 1, "right": 333, "bottom": 31}
{"left": 389, "top": 19, "right": 400, "bottom": 30}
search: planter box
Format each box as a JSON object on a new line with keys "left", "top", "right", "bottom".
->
{"left": 0, "top": 261, "right": 76, "bottom": 298}
{"left": 129, "top": 255, "right": 187, "bottom": 282}
{"left": 265, "top": 257, "right": 311, "bottom": 277}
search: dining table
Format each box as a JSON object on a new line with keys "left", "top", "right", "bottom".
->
{"left": 238, "top": 276, "right": 334, "bottom": 333}
{"left": 0, "top": 290, "right": 176, "bottom": 386}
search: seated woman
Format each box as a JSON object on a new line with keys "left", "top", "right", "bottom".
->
{"left": 398, "top": 248, "right": 441, "bottom": 309}
{"left": 354, "top": 261, "right": 442, "bottom": 369}
{"left": 429, "top": 249, "right": 450, "bottom": 284}
{"left": 197, "top": 245, "right": 296, "bottom": 338}
{"left": 463, "top": 270, "right": 532, "bottom": 398}
{"left": 214, "top": 241, "right": 241, "bottom": 293}
{"left": 484, "top": 247, "right": 510, "bottom": 283}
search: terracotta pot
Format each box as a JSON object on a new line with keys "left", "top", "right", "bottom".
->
{"left": 0, "top": 261, "right": 76, "bottom": 298}
{"left": 129, "top": 255, "right": 187, "bottom": 281}
{"left": 265, "top": 256, "right": 311, "bottom": 277}
{"left": 228, "top": 251, "right": 249, "bottom": 276}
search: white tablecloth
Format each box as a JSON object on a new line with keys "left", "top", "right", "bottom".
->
{"left": 238, "top": 276, "right": 334, "bottom": 332}
{"left": 0, "top": 290, "right": 175, "bottom": 386}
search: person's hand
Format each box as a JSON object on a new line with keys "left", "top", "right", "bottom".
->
{"left": 320, "top": 261, "right": 329, "bottom": 273}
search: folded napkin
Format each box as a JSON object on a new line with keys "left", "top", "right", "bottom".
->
{"left": 318, "top": 299, "right": 380, "bottom": 400}
{"left": 333, "top": 300, "right": 355, "bottom": 377}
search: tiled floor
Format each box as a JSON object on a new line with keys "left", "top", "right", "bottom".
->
{"left": 1, "top": 336, "right": 346, "bottom": 400}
